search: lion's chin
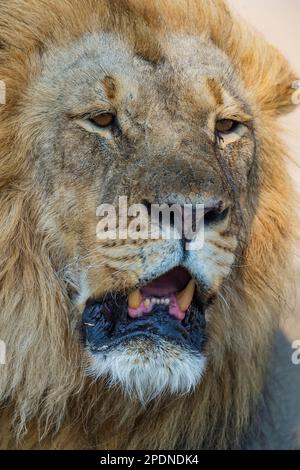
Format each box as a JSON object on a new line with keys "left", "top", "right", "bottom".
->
{"left": 87, "top": 338, "right": 206, "bottom": 403}
{"left": 81, "top": 266, "right": 207, "bottom": 401}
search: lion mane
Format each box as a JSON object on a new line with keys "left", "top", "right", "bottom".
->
{"left": 0, "top": 0, "right": 298, "bottom": 449}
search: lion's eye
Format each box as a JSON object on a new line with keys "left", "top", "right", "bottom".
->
{"left": 75, "top": 112, "right": 117, "bottom": 135}
{"left": 215, "top": 118, "right": 247, "bottom": 146}
{"left": 215, "top": 119, "right": 238, "bottom": 134}
{"left": 91, "top": 113, "right": 115, "bottom": 128}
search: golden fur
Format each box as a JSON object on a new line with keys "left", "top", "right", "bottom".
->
{"left": 0, "top": 0, "right": 298, "bottom": 449}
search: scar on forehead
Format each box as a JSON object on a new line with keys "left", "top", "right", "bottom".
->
{"left": 207, "top": 78, "right": 224, "bottom": 106}
{"left": 102, "top": 75, "right": 117, "bottom": 100}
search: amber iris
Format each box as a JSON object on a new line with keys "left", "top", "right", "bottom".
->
{"left": 92, "top": 113, "right": 115, "bottom": 128}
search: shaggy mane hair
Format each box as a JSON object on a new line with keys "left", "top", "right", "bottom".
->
{"left": 0, "top": 0, "right": 298, "bottom": 449}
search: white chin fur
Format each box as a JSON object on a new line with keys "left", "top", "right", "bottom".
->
{"left": 87, "top": 339, "right": 206, "bottom": 403}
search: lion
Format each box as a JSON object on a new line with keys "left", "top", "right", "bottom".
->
{"left": 0, "top": 0, "right": 299, "bottom": 450}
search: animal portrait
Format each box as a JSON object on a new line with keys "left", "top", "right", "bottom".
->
{"left": 0, "top": 0, "right": 299, "bottom": 450}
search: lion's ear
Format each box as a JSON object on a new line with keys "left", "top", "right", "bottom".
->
{"left": 205, "top": 0, "right": 300, "bottom": 116}
{"left": 279, "top": 79, "right": 300, "bottom": 114}
{"left": 255, "top": 51, "right": 300, "bottom": 116}
{"left": 232, "top": 34, "right": 300, "bottom": 116}
{"left": 232, "top": 25, "right": 300, "bottom": 117}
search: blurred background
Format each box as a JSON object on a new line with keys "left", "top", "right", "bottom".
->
{"left": 229, "top": 0, "right": 300, "bottom": 339}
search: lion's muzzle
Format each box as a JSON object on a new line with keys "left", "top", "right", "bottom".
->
{"left": 81, "top": 266, "right": 207, "bottom": 401}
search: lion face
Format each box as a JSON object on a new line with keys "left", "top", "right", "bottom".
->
{"left": 23, "top": 32, "right": 256, "bottom": 401}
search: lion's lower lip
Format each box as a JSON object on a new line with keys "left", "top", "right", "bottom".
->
{"left": 81, "top": 289, "right": 206, "bottom": 354}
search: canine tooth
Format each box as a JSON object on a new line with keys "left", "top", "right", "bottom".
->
{"left": 128, "top": 289, "right": 142, "bottom": 309}
{"left": 176, "top": 279, "right": 196, "bottom": 312}
{"left": 165, "top": 298, "right": 170, "bottom": 305}
{"left": 144, "top": 298, "right": 151, "bottom": 307}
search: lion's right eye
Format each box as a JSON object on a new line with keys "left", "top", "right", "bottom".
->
{"left": 90, "top": 113, "right": 115, "bottom": 128}
{"left": 75, "top": 112, "right": 117, "bottom": 135}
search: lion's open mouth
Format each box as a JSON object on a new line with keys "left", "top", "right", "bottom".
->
{"left": 128, "top": 267, "right": 195, "bottom": 320}
{"left": 81, "top": 267, "right": 206, "bottom": 354}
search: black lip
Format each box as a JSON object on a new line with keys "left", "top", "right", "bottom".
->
{"left": 81, "top": 291, "right": 206, "bottom": 354}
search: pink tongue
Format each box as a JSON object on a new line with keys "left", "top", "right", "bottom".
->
{"left": 141, "top": 267, "right": 191, "bottom": 297}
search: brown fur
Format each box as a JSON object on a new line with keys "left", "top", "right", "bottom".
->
{"left": 0, "top": 0, "right": 298, "bottom": 449}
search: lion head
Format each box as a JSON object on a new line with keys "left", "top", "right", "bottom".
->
{"left": 0, "top": 0, "right": 298, "bottom": 449}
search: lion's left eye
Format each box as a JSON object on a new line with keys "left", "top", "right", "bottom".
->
{"left": 215, "top": 119, "right": 239, "bottom": 134}
{"left": 215, "top": 119, "right": 247, "bottom": 146}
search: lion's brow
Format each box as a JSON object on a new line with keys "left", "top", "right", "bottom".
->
{"left": 207, "top": 77, "right": 224, "bottom": 106}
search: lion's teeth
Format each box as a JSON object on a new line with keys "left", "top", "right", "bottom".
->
{"left": 146, "top": 297, "right": 172, "bottom": 305}
{"left": 176, "top": 279, "right": 195, "bottom": 312}
{"left": 128, "top": 289, "right": 142, "bottom": 309}
{"left": 146, "top": 297, "right": 171, "bottom": 305}
{"left": 129, "top": 288, "right": 194, "bottom": 315}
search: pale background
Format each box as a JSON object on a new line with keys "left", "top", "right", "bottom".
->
{"left": 229, "top": 1, "right": 300, "bottom": 339}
